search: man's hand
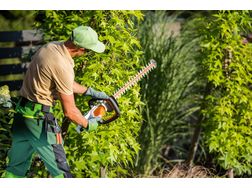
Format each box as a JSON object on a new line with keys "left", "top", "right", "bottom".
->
{"left": 84, "top": 87, "right": 109, "bottom": 99}
{"left": 76, "top": 116, "right": 101, "bottom": 133}
{"left": 87, "top": 117, "right": 101, "bottom": 131}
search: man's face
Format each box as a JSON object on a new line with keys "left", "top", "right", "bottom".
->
{"left": 72, "top": 47, "right": 85, "bottom": 57}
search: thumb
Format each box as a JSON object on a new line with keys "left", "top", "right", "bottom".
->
{"left": 101, "top": 92, "right": 109, "bottom": 99}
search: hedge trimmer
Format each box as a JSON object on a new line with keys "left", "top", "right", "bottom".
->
{"left": 77, "top": 59, "right": 157, "bottom": 132}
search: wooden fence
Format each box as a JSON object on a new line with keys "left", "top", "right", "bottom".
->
{"left": 0, "top": 30, "right": 43, "bottom": 93}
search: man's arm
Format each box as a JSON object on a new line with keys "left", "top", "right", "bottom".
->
{"left": 58, "top": 92, "right": 88, "bottom": 128}
{"left": 73, "top": 81, "right": 87, "bottom": 94}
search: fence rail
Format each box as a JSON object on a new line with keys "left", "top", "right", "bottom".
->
{"left": 0, "top": 30, "right": 44, "bottom": 92}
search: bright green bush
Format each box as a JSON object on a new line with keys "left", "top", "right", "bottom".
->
{"left": 198, "top": 10, "right": 252, "bottom": 176}
{"left": 35, "top": 10, "right": 144, "bottom": 177}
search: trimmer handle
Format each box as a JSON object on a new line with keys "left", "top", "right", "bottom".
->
{"left": 88, "top": 96, "right": 120, "bottom": 124}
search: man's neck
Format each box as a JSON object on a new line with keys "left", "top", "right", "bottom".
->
{"left": 64, "top": 40, "right": 76, "bottom": 57}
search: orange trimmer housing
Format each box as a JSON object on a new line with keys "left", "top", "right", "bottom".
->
{"left": 88, "top": 96, "right": 120, "bottom": 124}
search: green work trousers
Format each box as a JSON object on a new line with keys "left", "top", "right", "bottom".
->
{"left": 5, "top": 98, "right": 72, "bottom": 178}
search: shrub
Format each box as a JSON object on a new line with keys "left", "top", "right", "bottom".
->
{"left": 198, "top": 10, "right": 252, "bottom": 176}
{"left": 0, "top": 85, "right": 14, "bottom": 176}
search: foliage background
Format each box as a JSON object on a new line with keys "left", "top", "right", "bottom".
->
{"left": 136, "top": 10, "right": 252, "bottom": 177}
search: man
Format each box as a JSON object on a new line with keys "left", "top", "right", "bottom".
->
{"left": 4, "top": 26, "right": 109, "bottom": 178}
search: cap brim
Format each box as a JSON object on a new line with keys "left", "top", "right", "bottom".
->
{"left": 88, "top": 41, "right": 105, "bottom": 53}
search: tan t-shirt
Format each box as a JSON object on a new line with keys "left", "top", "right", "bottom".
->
{"left": 20, "top": 42, "right": 74, "bottom": 106}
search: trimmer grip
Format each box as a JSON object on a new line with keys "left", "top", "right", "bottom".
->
{"left": 76, "top": 125, "right": 83, "bottom": 133}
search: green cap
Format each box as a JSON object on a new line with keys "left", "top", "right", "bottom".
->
{"left": 72, "top": 26, "right": 105, "bottom": 53}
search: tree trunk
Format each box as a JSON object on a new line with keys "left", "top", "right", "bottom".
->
{"left": 100, "top": 166, "right": 107, "bottom": 178}
{"left": 186, "top": 123, "right": 202, "bottom": 167}
{"left": 227, "top": 168, "right": 234, "bottom": 178}
{"left": 186, "top": 82, "right": 212, "bottom": 166}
